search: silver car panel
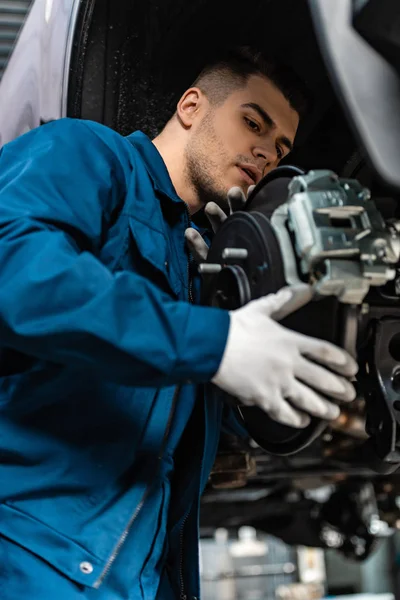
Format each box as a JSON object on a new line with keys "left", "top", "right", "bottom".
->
{"left": 0, "top": 0, "right": 79, "bottom": 145}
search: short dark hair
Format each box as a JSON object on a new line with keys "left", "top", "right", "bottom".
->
{"left": 191, "top": 46, "right": 309, "bottom": 120}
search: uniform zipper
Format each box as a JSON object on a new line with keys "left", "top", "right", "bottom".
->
{"left": 188, "top": 254, "right": 194, "bottom": 304}
{"left": 96, "top": 207, "right": 194, "bottom": 588}
{"left": 179, "top": 510, "right": 190, "bottom": 600}
{"left": 93, "top": 385, "right": 181, "bottom": 588}
{"left": 94, "top": 206, "right": 195, "bottom": 587}
{"left": 179, "top": 206, "right": 196, "bottom": 600}
{"left": 184, "top": 206, "right": 194, "bottom": 305}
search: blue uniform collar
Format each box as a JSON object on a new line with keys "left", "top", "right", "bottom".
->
{"left": 126, "top": 131, "right": 184, "bottom": 205}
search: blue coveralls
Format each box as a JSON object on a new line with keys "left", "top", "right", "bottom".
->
{"left": 0, "top": 119, "right": 240, "bottom": 599}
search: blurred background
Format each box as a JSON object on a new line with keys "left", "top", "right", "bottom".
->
{"left": 0, "top": 0, "right": 32, "bottom": 80}
{"left": 199, "top": 526, "right": 398, "bottom": 600}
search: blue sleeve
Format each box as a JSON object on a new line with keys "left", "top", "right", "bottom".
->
{"left": 0, "top": 119, "right": 230, "bottom": 386}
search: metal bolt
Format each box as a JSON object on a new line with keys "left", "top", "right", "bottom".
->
{"left": 361, "top": 303, "right": 369, "bottom": 315}
{"left": 359, "top": 188, "right": 371, "bottom": 201}
{"left": 373, "top": 239, "right": 387, "bottom": 257}
{"left": 321, "top": 526, "right": 343, "bottom": 548}
{"left": 198, "top": 263, "right": 222, "bottom": 274}
{"left": 222, "top": 248, "right": 248, "bottom": 260}
{"left": 80, "top": 561, "right": 94, "bottom": 575}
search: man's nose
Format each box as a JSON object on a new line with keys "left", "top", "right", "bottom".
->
{"left": 253, "top": 144, "right": 278, "bottom": 171}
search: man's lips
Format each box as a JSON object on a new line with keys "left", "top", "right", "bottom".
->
{"left": 237, "top": 164, "right": 261, "bottom": 185}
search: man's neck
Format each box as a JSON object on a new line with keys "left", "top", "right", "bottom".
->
{"left": 152, "top": 130, "right": 201, "bottom": 215}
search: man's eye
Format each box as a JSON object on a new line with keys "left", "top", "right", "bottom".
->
{"left": 276, "top": 145, "right": 283, "bottom": 159}
{"left": 244, "top": 117, "right": 260, "bottom": 133}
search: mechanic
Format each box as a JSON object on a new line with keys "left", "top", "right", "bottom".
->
{"left": 0, "top": 47, "right": 357, "bottom": 600}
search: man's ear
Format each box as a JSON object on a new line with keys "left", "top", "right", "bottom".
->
{"left": 176, "top": 87, "right": 207, "bottom": 128}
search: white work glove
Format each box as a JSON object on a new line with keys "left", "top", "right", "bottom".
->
{"left": 212, "top": 285, "right": 358, "bottom": 429}
{"left": 185, "top": 186, "right": 254, "bottom": 263}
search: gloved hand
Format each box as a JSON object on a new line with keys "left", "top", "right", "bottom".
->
{"left": 212, "top": 285, "right": 358, "bottom": 429}
{"left": 185, "top": 186, "right": 255, "bottom": 263}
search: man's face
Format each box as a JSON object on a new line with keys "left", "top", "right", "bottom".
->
{"left": 184, "top": 74, "right": 299, "bottom": 210}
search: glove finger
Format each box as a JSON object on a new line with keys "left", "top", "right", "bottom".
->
{"left": 247, "top": 184, "right": 256, "bottom": 198}
{"left": 289, "top": 379, "right": 341, "bottom": 421}
{"left": 252, "top": 284, "right": 312, "bottom": 319}
{"left": 184, "top": 228, "right": 209, "bottom": 263}
{"left": 227, "top": 186, "right": 247, "bottom": 213}
{"left": 269, "top": 284, "right": 314, "bottom": 321}
{"left": 204, "top": 202, "right": 228, "bottom": 233}
{"left": 249, "top": 288, "right": 293, "bottom": 317}
{"left": 265, "top": 396, "right": 311, "bottom": 429}
{"left": 294, "top": 356, "right": 356, "bottom": 402}
{"left": 233, "top": 389, "right": 309, "bottom": 428}
{"left": 296, "top": 334, "right": 358, "bottom": 378}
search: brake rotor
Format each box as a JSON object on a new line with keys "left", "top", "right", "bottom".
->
{"left": 202, "top": 211, "right": 286, "bottom": 308}
{"left": 201, "top": 170, "right": 341, "bottom": 455}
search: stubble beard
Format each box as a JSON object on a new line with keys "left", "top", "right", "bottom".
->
{"left": 183, "top": 113, "right": 231, "bottom": 214}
